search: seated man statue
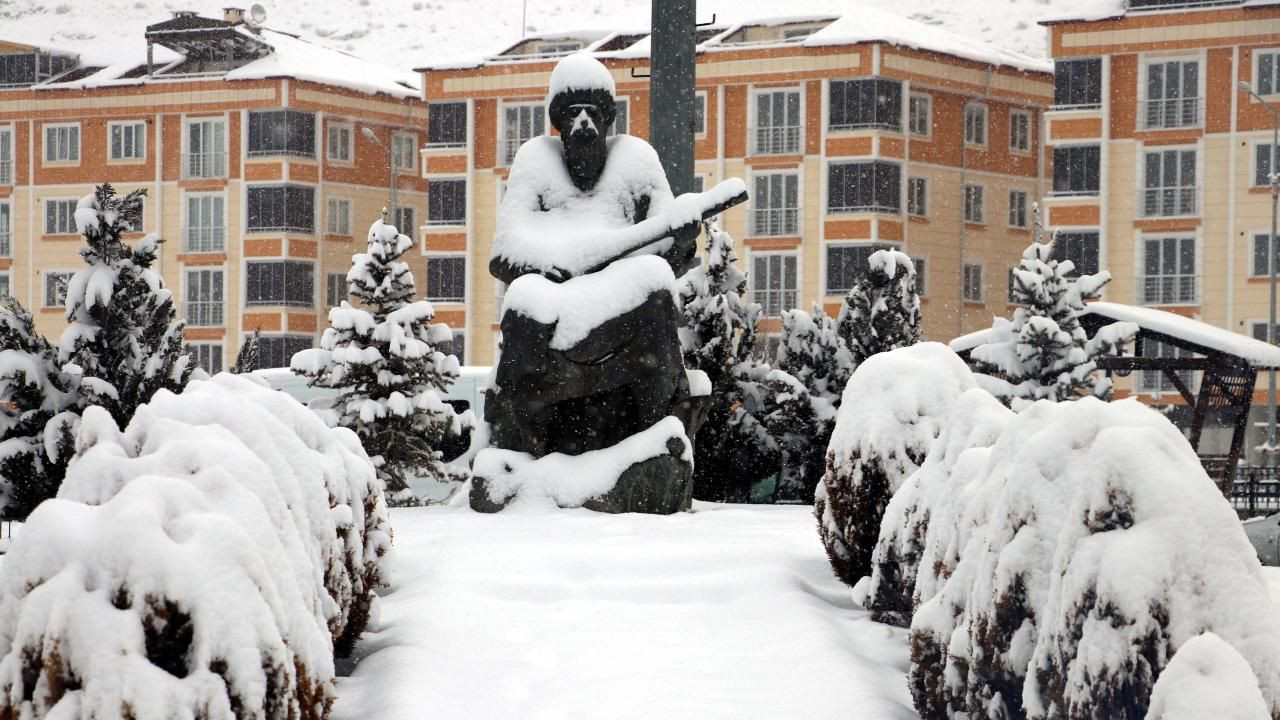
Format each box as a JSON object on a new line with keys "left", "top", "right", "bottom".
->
{"left": 475, "top": 53, "right": 745, "bottom": 512}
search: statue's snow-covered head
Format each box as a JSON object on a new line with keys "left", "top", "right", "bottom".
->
{"left": 547, "top": 53, "right": 617, "bottom": 141}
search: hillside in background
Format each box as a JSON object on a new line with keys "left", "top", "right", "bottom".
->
{"left": 0, "top": 0, "right": 1073, "bottom": 72}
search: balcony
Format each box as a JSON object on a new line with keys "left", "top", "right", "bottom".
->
{"left": 0, "top": 230, "right": 10, "bottom": 258}
{"left": 752, "top": 126, "right": 802, "bottom": 156}
{"left": 183, "top": 226, "right": 226, "bottom": 253}
{"left": 1138, "top": 186, "right": 1199, "bottom": 218}
{"left": 1141, "top": 273, "right": 1198, "bottom": 305}
{"left": 1140, "top": 97, "right": 1201, "bottom": 130}
{"left": 182, "top": 152, "right": 227, "bottom": 180}
{"left": 185, "top": 300, "right": 224, "bottom": 327}
{"left": 755, "top": 289, "right": 797, "bottom": 317}
{"left": 0, "top": 160, "right": 11, "bottom": 185}
{"left": 751, "top": 208, "right": 799, "bottom": 237}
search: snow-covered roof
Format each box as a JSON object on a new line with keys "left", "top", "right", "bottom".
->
{"left": 1040, "top": 0, "right": 1280, "bottom": 26}
{"left": 951, "top": 302, "right": 1280, "bottom": 369}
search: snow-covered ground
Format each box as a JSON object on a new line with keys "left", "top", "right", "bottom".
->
{"left": 336, "top": 503, "right": 915, "bottom": 719}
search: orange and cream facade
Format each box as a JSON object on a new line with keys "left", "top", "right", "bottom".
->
{"left": 417, "top": 13, "right": 1055, "bottom": 366}
{"left": 1040, "top": 0, "right": 1280, "bottom": 403}
{"left": 0, "top": 11, "right": 432, "bottom": 372}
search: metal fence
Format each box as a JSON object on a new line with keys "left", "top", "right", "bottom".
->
{"left": 1232, "top": 466, "right": 1280, "bottom": 517}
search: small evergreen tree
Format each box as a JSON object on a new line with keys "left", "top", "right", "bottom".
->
{"left": 837, "top": 249, "right": 921, "bottom": 373}
{"left": 678, "top": 219, "right": 777, "bottom": 502}
{"left": 970, "top": 206, "right": 1136, "bottom": 408}
{"left": 231, "top": 327, "right": 262, "bottom": 374}
{"left": 772, "top": 305, "right": 842, "bottom": 502}
{"left": 293, "top": 219, "right": 469, "bottom": 506}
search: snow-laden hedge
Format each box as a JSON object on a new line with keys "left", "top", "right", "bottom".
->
{"left": 815, "top": 342, "right": 975, "bottom": 587}
{"left": 0, "top": 374, "right": 390, "bottom": 718}
{"left": 1144, "top": 633, "right": 1269, "bottom": 720}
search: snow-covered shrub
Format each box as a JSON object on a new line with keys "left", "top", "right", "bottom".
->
{"left": 866, "top": 387, "right": 1010, "bottom": 627}
{"left": 815, "top": 342, "right": 975, "bottom": 587}
{"left": 231, "top": 326, "right": 262, "bottom": 374}
{"left": 1144, "top": 633, "right": 1269, "bottom": 720}
{"left": 969, "top": 231, "right": 1135, "bottom": 409}
{"left": 294, "top": 219, "right": 470, "bottom": 506}
{"left": 772, "top": 306, "right": 843, "bottom": 502}
{"left": 1024, "top": 399, "right": 1280, "bottom": 720}
{"left": 836, "top": 248, "right": 920, "bottom": 370}
{"left": 0, "top": 374, "right": 390, "bottom": 718}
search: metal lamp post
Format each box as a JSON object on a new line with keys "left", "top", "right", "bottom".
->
{"left": 1240, "top": 81, "right": 1280, "bottom": 456}
{"left": 361, "top": 126, "right": 398, "bottom": 225}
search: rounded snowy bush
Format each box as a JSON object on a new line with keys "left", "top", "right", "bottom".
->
{"left": 815, "top": 342, "right": 974, "bottom": 587}
{"left": 0, "top": 374, "right": 390, "bottom": 718}
{"left": 1144, "top": 633, "right": 1269, "bottom": 720}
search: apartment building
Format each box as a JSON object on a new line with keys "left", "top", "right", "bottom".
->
{"left": 0, "top": 10, "right": 432, "bottom": 372}
{"left": 1040, "top": 0, "right": 1280, "bottom": 413}
{"left": 416, "top": 11, "right": 1055, "bottom": 366}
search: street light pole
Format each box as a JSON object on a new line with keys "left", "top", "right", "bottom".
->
{"left": 361, "top": 126, "right": 397, "bottom": 225}
{"left": 1241, "top": 81, "right": 1280, "bottom": 456}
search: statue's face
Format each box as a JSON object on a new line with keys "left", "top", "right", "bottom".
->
{"left": 564, "top": 103, "right": 606, "bottom": 141}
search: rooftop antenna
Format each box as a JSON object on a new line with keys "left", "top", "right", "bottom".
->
{"left": 246, "top": 3, "right": 267, "bottom": 29}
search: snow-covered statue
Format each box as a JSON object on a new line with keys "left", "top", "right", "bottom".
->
{"left": 471, "top": 54, "right": 747, "bottom": 514}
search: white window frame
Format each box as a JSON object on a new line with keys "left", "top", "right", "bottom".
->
{"left": 0, "top": 271, "right": 10, "bottom": 299}
{"left": 327, "top": 196, "right": 352, "bottom": 236}
{"left": 912, "top": 256, "right": 927, "bottom": 298}
{"left": 1139, "top": 54, "right": 1202, "bottom": 131}
{"left": 1141, "top": 145, "right": 1198, "bottom": 218}
{"left": 0, "top": 125, "right": 12, "bottom": 185}
{"left": 908, "top": 93, "right": 931, "bottom": 138}
{"left": 1009, "top": 110, "right": 1031, "bottom": 153}
{"left": 190, "top": 342, "right": 224, "bottom": 375}
{"left": 445, "top": 331, "right": 467, "bottom": 365}
{"left": 327, "top": 122, "right": 354, "bottom": 164}
{"left": 325, "top": 271, "right": 348, "bottom": 308}
{"left": 184, "top": 268, "right": 225, "bottom": 327}
{"left": 749, "top": 86, "right": 803, "bottom": 156}
{"left": 962, "top": 263, "right": 984, "bottom": 302}
{"left": 391, "top": 132, "right": 418, "bottom": 174}
{"left": 607, "top": 97, "right": 630, "bottom": 137}
{"left": 694, "top": 91, "right": 708, "bottom": 135}
{"left": 749, "top": 250, "right": 800, "bottom": 317}
{"left": 750, "top": 170, "right": 801, "bottom": 237}
{"left": 183, "top": 116, "right": 228, "bottom": 180}
{"left": 43, "top": 269, "right": 74, "bottom": 308}
{"left": 0, "top": 201, "right": 10, "bottom": 257}
{"left": 824, "top": 242, "right": 894, "bottom": 297}
{"left": 1138, "top": 233, "right": 1199, "bottom": 306}
{"left": 426, "top": 254, "right": 467, "bottom": 304}
{"left": 1255, "top": 141, "right": 1279, "bottom": 189}
{"left": 427, "top": 177, "right": 467, "bottom": 227}
{"left": 43, "top": 123, "right": 80, "bottom": 164}
{"left": 1008, "top": 189, "right": 1029, "bottom": 228}
{"left": 964, "top": 184, "right": 986, "bottom": 224}
{"left": 1251, "top": 319, "right": 1277, "bottom": 345}
{"left": 1252, "top": 230, "right": 1279, "bottom": 278}
{"left": 44, "top": 197, "right": 78, "bottom": 235}
{"left": 392, "top": 206, "right": 416, "bottom": 238}
{"left": 499, "top": 101, "right": 547, "bottom": 167}
{"left": 907, "top": 176, "right": 928, "bottom": 218}
{"left": 1254, "top": 48, "right": 1280, "bottom": 97}
{"left": 184, "top": 192, "right": 226, "bottom": 253}
{"left": 963, "top": 103, "right": 987, "bottom": 148}
{"left": 108, "top": 120, "right": 146, "bottom": 162}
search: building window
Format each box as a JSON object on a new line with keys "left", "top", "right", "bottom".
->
{"left": 752, "top": 89, "right": 801, "bottom": 155}
{"left": 963, "top": 263, "right": 983, "bottom": 302}
{"left": 246, "top": 261, "right": 314, "bottom": 307}
{"left": 1253, "top": 321, "right": 1277, "bottom": 344}
{"left": 1141, "top": 148, "right": 1197, "bottom": 217}
{"left": 43, "top": 271, "right": 72, "bottom": 308}
{"left": 502, "top": 103, "right": 545, "bottom": 166}
{"left": 428, "top": 102, "right": 467, "bottom": 147}
{"left": 751, "top": 173, "right": 799, "bottom": 236}
{"left": 1258, "top": 50, "right": 1280, "bottom": 96}
{"left": 246, "top": 185, "right": 315, "bottom": 234}
{"left": 109, "top": 121, "right": 145, "bottom": 161}
{"left": 826, "top": 243, "right": 891, "bottom": 296}
{"left": 1053, "top": 145, "right": 1101, "bottom": 196}
{"left": 1053, "top": 231, "right": 1100, "bottom": 277}
{"left": 256, "top": 335, "right": 314, "bottom": 370}
{"left": 1143, "top": 59, "right": 1199, "bottom": 130}
{"left": 1253, "top": 232, "right": 1280, "bottom": 277}
{"left": 326, "top": 271, "right": 347, "bottom": 308}
{"left": 908, "top": 94, "right": 930, "bottom": 137}
{"left": 45, "top": 198, "right": 77, "bottom": 234}
{"left": 0, "top": 272, "right": 9, "bottom": 299}
{"left": 393, "top": 206, "right": 416, "bottom": 236}
{"left": 964, "top": 184, "right": 985, "bottom": 224}
{"left": 392, "top": 132, "right": 417, "bottom": 172}
{"left": 0, "top": 202, "right": 10, "bottom": 257}
{"left": 751, "top": 253, "right": 798, "bottom": 316}
{"left": 326, "top": 197, "right": 351, "bottom": 237}
{"left": 185, "top": 118, "right": 227, "bottom": 179}
{"left": 828, "top": 78, "right": 902, "bottom": 131}
{"left": 1255, "top": 143, "right": 1278, "bottom": 188}
{"left": 907, "top": 176, "right": 927, "bottom": 217}
{"left": 913, "top": 257, "right": 927, "bottom": 298}
{"left": 428, "top": 179, "right": 467, "bottom": 226}
{"left": 694, "top": 92, "right": 707, "bottom": 134}
{"left": 0, "top": 126, "right": 12, "bottom": 185}
{"left": 427, "top": 256, "right": 466, "bottom": 303}
{"left": 1008, "top": 267, "right": 1019, "bottom": 303}
{"left": 964, "top": 104, "right": 987, "bottom": 146}
{"left": 1054, "top": 58, "right": 1103, "bottom": 108}
{"left": 442, "top": 331, "right": 466, "bottom": 363}
{"left": 1009, "top": 111, "right": 1031, "bottom": 152}
{"left": 185, "top": 269, "right": 224, "bottom": 327}
{"left": 43, "top": 124, "right": 79, "bottom": 163}
{"left": 1141, "top": 235, "right": 1197, "bottom": 305}
{"left": 247, "top": 109, "right": 315, "bottom": 158}
{"left": 1008, "top": 190, "right": 1028, "bottom": 228}
{"left": 123, "top": 199, "right": 144, "bottom": 233}
{"left": 828, "top": 161, "right": 901, "bottom": 214}
{"left": 185, "top": 194, "right": 225, "bottom": 252}
{"left": 607, "top": 98, "right": 630, "bottom": 137}
{"left": 1138, "top": 340, "right": 1193, "bottom": 394}
{"left": 190, "top": 343, "right": 223, "bottom": 374}
{"left": 327, "top": 123, "right": 352, "bottom": 163}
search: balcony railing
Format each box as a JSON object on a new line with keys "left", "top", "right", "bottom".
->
{"left": 1140, "top": 273, "right": 1198, "bottom": 305}
{"left": 752, "top": 126, "right": 802, "bottom": 155}
{"left": 185, "top": 300, "right": 224, "bottom": 327}
{"left": 1138, "top": 186, "right": 1199, "bottom": 218}
{"left": 751, "top": 208, "right": 799, "bottom": 237}
{"left": 502, "top": 138, "right": 528, "bottom": 166}
{"left": 755, "top": 289, "right": 797, "bottom": 317}
{"left": 0, "top": 160, "right": 11, "bottom": 185}
{"left": 183, "top": 226, "right": 225, "bottom": 253}
{"left": 182, "top": 152, "right": 227, "bottom": 179}
{"left": 0, "top": 231, "right": 10, "bottom": 258}
{"left": 1140, "top": 97, "right": 1201, "bottom": 130}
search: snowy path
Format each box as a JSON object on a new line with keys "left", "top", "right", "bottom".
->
{"left": 334, "top": 503, "right": 916, "bottom": 719}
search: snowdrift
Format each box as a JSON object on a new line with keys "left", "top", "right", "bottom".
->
{"left": 0, "top": 374, "right": 390, "bottom": 718}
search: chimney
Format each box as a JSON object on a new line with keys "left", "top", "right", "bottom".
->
{"left": 224, "top": 7, "right": 245, "bottom": 24}
{"left": 171, "top": 10, "right": 198, "bottom": 18}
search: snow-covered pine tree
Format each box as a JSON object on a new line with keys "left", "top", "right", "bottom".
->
{"left": 772, "top": 305, "right": 842, "bottom": 502}
{"left": 293, "top": 219, "right": 470, "bottom": 506}
{"left": 58, "top": 184, "right": 194, "bottom": 427}
{"left": 679, "top": 219, "right": 778, "bottom": 502}
{"left": 231, "top": 326, "right": 262, "bottom": 374}
{"left": 970, "top": 205, "right": 1136, "bottom": 408}
{"left": 0, "top": 299, "right": 78, "bottom": 518}
{"left": 837, "top": 248, "right": 921, "bottom": 374}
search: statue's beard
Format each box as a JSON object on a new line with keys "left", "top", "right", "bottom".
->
{"left": 563, "top": 129, "right": 607, "bottom": 192}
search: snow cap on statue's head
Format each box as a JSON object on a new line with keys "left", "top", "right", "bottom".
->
{"left": 547, "top": 53, "right": 617, "bottom": 131}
